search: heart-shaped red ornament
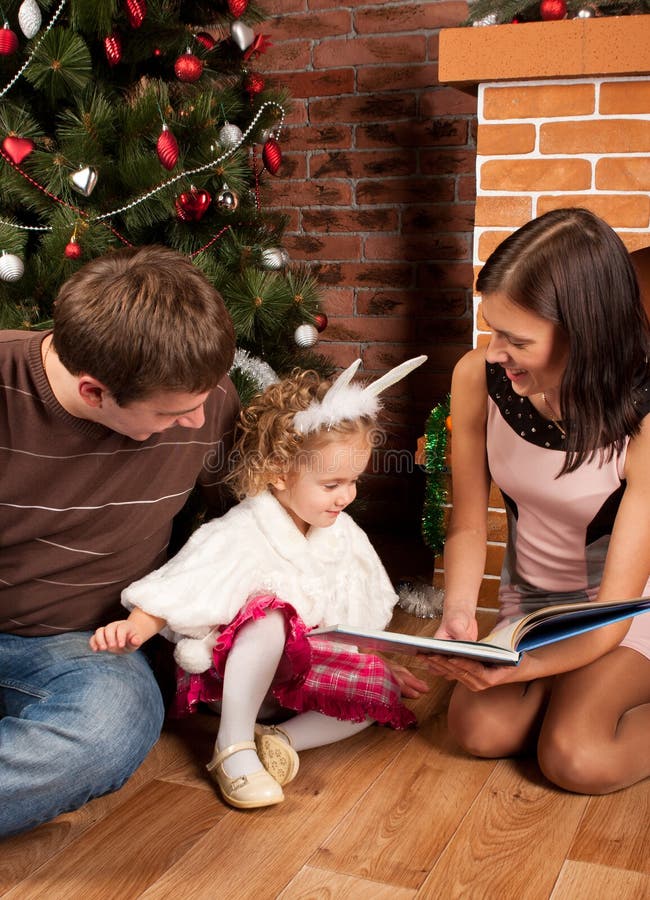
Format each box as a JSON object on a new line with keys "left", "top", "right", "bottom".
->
{"left": 175, "top": 188, "right": 212, "bottom": 222}
{"left": 2, "top": 135, "right": 35, "bottom": 165}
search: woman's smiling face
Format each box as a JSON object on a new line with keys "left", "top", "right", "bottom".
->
{"left": 482, "top": 291, "right": 570, "bottom": 398}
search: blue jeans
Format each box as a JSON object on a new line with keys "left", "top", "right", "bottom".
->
{"left": 0, "top": 631, "right": 165, "bottom": 838}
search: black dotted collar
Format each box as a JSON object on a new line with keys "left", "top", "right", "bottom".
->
{"left": 486, "top": 363, "right": 566, "bottom": 450}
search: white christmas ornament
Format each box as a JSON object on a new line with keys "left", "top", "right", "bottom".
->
{"left": 218, "top": 121, "right": 243, "bottom": 148}
{"left": 0, "top": 252, "right": 24, "bottom": 282}
{"left": 231, "top": 20, "right": 255, "bottom": 51}
{"left": 18, "top": 0, "right": 42, "bottom": 39}
{"left": 294, "top": 323, "right": 318, "bottom": 348}
{"left": 261, "top": 247, "right": 289, "bottom": 269}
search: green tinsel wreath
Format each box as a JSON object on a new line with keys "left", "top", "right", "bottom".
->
{"left": 421, "top": 395, "right": 451, "bottom": 555}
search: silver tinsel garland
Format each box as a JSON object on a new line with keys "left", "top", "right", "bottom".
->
{"left": 230, "top": 348, "right": 278, "bottom": 392}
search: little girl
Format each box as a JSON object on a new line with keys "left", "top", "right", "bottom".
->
{"left": 91, "top": 357, "right": 428, "bottom": 810}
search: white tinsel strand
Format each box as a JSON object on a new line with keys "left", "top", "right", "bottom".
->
{"left": 396, "top": 581, "right": 444, "bottom": 619}
{"left": 230, "top": 348, "right": 278, "bottom": 392}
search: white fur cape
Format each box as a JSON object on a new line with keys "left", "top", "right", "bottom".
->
{"left": 122, "top": 490, "right": 398, "bottom": 673}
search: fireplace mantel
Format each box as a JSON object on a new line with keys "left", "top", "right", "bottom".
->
{"left": 439, "top": 15, "right": 650, "bottom": 90}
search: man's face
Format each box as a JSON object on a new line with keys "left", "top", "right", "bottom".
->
{"left": 98, "top": 389, "right": 211, "bottom": 441}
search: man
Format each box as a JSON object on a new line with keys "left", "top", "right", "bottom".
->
{"left": 0, "top": 245, "right": 239, "bottom": 837}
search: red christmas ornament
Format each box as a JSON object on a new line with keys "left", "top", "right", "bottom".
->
{"left": 175, "top": 187, "right": 212, "bottom": 222}
{"left": 228, "top": 0, "right": 249, "bottom": 16}
{"left": 228, "top": 0, "right": 248, "bottom": 19}
{"left": 0, "top": 23, "right": 19, "bottom": 55}
{"left": 156, "top": 125, "right": 179, "bottom": 170}
{"left": 174, "top": 52, "right": 203, "bottom": 83}
{"left": 245, "top": 72, "right": 265, "bottom": 96}
{"left": 104, "top": 32, "right": 122, "bottom": 66}
{"left": 194, "top": 31, "right": 216, "bottom": 50}
{"left": 64, "top": 239, "right": 82, "bottom": 260}
{"left": 262, "top": 137, "right": 282, "bottom": 176}
{"left": 124, "top": 0, "right": 147, "bottom": 28}
{"left": 314, "top": 312, "right": 328, "bottom": 333}
{"left": 540, "top": 0, "right": 567, "bottom": 20}
{"left": 2, "top": 135, "right": 35, "bottom": 165}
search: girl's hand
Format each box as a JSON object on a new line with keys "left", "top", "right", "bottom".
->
{"left": 387, "top": 662, "right": 430, "bottom": 699}
{"left": 90, "top": 620, "right": 143, "bottom": 654}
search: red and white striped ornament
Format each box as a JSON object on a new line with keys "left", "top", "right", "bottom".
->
{"left": 125, "top": 0, "right": 147, "bottom": 28}
{"left": 156, "top": 125, "right": 179, "bottom": 170}
{"left": 103, "top": 32, "right": 122, "bottom": 66}
{"left": 262, "top": 137, "right": 282, "bottom": 175}
{"left": 0, "top": 22, "right": 19, "bottom": 55}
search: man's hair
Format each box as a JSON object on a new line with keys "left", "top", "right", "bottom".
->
{"left": 227, "top": 369, "right": 376, "bottom": 499}
{"left": 477, "top": 207, "right": 650, "bottom": 474}
{"left": 52, "top": 245, "right": 236, "bottom": 404}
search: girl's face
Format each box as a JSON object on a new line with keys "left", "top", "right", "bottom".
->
{"left": 482, "top": 291, "right": 569, "bottom": 398}
{"left": 272, "top": 432, "right": 372, "bottom": 535}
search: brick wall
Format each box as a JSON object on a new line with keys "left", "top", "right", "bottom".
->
{"left": 258, "top": 0, "right": 476, "bottom": 574}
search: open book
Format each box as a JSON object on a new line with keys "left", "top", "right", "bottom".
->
{"left": 310, "top": 597, "right": 650, "bottom": 666}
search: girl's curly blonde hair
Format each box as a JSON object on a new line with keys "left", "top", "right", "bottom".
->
{"left": 227, "top": 369, "right": 376, "bottom": 499}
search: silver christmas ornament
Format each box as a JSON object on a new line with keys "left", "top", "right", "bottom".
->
{"left": 0, "top": 252, "right": 25, "bottom": 282}
{"left": 294, "top": 323, "right": 318, "bottom": 348}
{"left": 18, "top": 0, "right": 41, "bottom": 39}
{"left": 69, "top": 166, "right": 98, "bottom": 197}
{"left": 216, "top": 183, "right": 239, "bottom": 212}
{"left": 575, "top": 7, "right": 594, "bottom": 16}
{"left": 231, "top": 20, "right": 255, "bottom": 51}
{"left": 261, "top": 247, "right": 289, "bottom": 269}
{"left": 218, "top": 122, "right": 243, "bottom": 148}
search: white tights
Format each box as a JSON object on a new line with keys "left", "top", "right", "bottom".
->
{"left": 217, "top": 610, "right": 372, "bottom": 778}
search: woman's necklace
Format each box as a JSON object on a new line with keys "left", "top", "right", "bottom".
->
{"left": 542, "top": 392, "right": 566, "bottom": 438}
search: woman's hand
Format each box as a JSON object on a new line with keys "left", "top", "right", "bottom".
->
{"left": 434, "top": 611, "right": 479, "bottom": 643}
{"left": 423, "top": 648, "right": 540, "bottom": 691}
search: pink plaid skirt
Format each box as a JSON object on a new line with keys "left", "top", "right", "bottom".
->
{"left": 172, "top": 594, "right": 416, "bottom": 730}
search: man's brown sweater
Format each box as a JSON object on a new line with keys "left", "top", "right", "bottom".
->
{"left": 0, "top": 331, "right": 239, "bottom": 636}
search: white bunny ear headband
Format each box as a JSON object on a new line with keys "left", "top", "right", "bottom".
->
{"left": 293, "top": 355, "right": 428, "bottom": 435}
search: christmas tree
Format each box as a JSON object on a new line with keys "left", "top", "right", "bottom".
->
{"left": 0, "top": 0, "right": 330, "bottom": 402}
{"left": 466, "top": 0, "right": 650, "bottom": 25}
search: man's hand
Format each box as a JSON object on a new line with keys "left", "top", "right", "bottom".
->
{"left": 90, "top": 620, "right": 143, "bottom": 654}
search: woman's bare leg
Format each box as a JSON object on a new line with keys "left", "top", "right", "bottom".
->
{"left": 538, "top": 647, "right": 650, "bottom": 794}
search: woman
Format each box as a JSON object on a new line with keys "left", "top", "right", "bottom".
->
{"left": 427, "top": 208, "right": 650, "bottom": 794}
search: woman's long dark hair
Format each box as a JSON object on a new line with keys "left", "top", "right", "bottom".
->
{"left": 476, "top": 207, "right": 650, "bottom": 474}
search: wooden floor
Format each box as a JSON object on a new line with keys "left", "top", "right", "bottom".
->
{"left": 2, "top": 607, "right": 649, "bottom": 900}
